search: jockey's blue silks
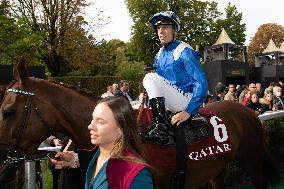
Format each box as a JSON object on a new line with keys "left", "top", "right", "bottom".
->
{"left": 143, "top": 40, "right": 208, "bottom": 115}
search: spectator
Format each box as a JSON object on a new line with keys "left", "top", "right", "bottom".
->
{"left": 264, "top": 82, "right": 275, "bottom": 94}
{"left": 239, "top": 83, "right": 256, "bottom": 103}
{"left": 114, "top": 80, "right": 135, "bottom": 102}
{"left": 212, "top": 83, "right": 226, "bottom": 102}
{"left": 273, "top": 84, "right": 284, "bottom": 110}
{"left": 259, "top": 91, "right": 275, "bottom": 112}
{"left": 101, "top": 85, "right": 114, "bottom": 98}
{"left": 224, "top": 84, "right": 237, "bottom": 101}
{"left": 235, "top": 85, "right": 246, "bottom": 100}
{"left": 242, "top": 89, "right": 251, "bottom": 106}
{"left": 256, "top": 82, "right": 264, "bottom": 98}
{"left": 203, "top": 94, "right": 213, "bottom": 107}
{"left": 112, "top": 83, "right": 119, "bottom": 94}
{"left": 246, "top": 93, "right": 263, "bottom": 115}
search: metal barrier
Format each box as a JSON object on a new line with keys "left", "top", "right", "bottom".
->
{"left": 24, "top": 110, "right": 284, "bottom": 188}
{"left": 24, "top": 145, "right": 61, "bottom": 189}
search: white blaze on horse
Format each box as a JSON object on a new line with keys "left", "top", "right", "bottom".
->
{"left": 0, "top": 60, "right": 280, "bottom": 189}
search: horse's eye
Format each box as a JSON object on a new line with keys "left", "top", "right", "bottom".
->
{"left": 2, "top": 109, "right": 15, "bottom": 119}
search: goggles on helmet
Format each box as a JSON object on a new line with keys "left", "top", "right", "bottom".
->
{"left": 150, "top": 11, "right": 180, "bottom": 32}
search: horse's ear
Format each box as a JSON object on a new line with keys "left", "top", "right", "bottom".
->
{"left": 12, "top": 59, "right": 29, "bottom": 82}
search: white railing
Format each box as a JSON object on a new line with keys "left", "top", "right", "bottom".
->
{"left": 258, "top": 110, "right": 284, "bottom": 121}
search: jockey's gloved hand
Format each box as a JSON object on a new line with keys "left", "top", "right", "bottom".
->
{"left": 171, "top": 111, "right": 190, "bottom": 126}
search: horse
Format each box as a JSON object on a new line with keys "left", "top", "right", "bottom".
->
{"left": 0, "top": 61, "right": 280, "bottom": 189}
{"left": 0, "top": 84, "right": 26, "bottom": 189}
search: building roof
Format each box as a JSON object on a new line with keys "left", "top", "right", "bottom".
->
{"left": 213, "top": 28, "right": 235, "bottom": 46}
{"left": 262, "top": 39, "right": 280, "bottom": 53}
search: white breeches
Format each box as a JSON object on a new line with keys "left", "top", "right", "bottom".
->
{"left": 143, "top": 73, "right": 192, "bottom": 112}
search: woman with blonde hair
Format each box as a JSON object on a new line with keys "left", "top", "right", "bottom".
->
{"left": 259, "top": 91, "right": 275, "bottom": 112}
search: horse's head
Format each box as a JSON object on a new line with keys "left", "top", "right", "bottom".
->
{"left": 0, "top": 60, "right": 55, "bottom": 160}
{"left": 0, "top": 60, "right": 98, "bottom": 162}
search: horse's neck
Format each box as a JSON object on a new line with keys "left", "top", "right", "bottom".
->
{"left": 34, "top": 79, "right": 97, "bottom": 149}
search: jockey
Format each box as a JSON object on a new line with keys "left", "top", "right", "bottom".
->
{"left": 143, "top": 11, "right": 208, "bottom": 144}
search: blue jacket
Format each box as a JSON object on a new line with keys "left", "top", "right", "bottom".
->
{"left": 154, "top": 40, "right": 208, "bottom": 115}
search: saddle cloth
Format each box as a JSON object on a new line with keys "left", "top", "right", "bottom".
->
{"left": 144, "top": 109, "right": 233, "bottom": 167}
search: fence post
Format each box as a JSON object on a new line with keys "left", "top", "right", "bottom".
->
{"left": 25, "top": 161, "right": 36, "bottom": 189}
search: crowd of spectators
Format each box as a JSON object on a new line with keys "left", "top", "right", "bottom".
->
{"left": 101, "top": 80, "right": 284, "bottom": 116}
{"left": 205, "top": 81, "right": 284, "bottom": 115}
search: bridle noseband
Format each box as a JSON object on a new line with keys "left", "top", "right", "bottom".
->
{"left": 1, "top": 88, "right": 55, "bottom": 164}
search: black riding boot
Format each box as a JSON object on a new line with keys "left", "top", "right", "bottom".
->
{"left": 144, "top": 97, "right": 174, "bottom": 145}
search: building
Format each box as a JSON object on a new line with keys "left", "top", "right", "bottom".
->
{"left": 203, "top": 29, "right": 249, "bottom": 93}
{"left": 254, "top": 39, "right": 284, "bottom": 86}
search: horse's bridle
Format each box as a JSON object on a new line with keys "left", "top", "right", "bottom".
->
{"left": 1, "top": 88, "right": 55, "bottom": 164}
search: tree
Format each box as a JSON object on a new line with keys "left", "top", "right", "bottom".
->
{"left": 114, "top": 46, "right": 144, "bottom": 80}
{"left": 247, "top": 23, "right": 284, "bottom": 68}
{"left": 214, "top": 3, "right": 246, "bottom": 45}
{"left": 9, "top": 0, "right": 96, "bottom": 76}
{"left": 0, "top": 1, "right": 42, "bottom": 65}
{"left": 125, "top": 0, "right": 246, "bottom": 67}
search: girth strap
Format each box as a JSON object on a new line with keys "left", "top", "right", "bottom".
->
{"left": 172, "top": 123, "right": 188, "bottom": 189}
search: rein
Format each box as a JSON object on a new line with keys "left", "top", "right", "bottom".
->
{"left": 1, "top": 88, "right": 55, "bottom": 164}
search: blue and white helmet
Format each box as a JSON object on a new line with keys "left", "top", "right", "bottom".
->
{"left": 150, "top": 11, "right": 180, "bottom": 32}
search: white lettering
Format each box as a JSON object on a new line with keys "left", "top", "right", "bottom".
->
{"left": 188, "top": 143, "right": 232, "bottom": 160}
{"left": 207, "top": 146, "right": 214, "bottom": 155}
{"left": 189, "top": 152, "right": 199, "bottom": 160}
{"left": 223, "top": 143, "right": 231, "bottom": 151}
{"left": 216, "top": 145, "right": 224, "bottom": 153}
{"left": 210, "top": 116, "right": 228, "bottom": 142}
{"left": 200, "top": 149, "right": 207, "bottom": 157}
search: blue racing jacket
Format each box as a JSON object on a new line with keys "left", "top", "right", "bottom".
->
{"left": 154, "top": 40, "right": 208, "bottom": 115}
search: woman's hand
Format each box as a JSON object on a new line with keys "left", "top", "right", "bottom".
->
{"left": 50, "top": 151, "right": 77, "bottom": 169}
{"left": 171, "top": 111, "right": 190, "bottom": 126}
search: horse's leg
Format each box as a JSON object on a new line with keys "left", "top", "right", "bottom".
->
{"left": 244, "top": 150, "right": 280, "bottom": 189}
{"left": 209, "top": 171, "right": 226, "bottom": 189}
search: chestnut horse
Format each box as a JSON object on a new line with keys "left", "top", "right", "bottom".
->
{"left": 0, "top": 85, "right": 25, "bottom": 189}
{"left": 0, "top": 61, "right": 280, "bottom": 189}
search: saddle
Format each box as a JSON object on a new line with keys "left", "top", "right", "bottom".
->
{"left": 167, "top": 113, "right": 211, "bottom": 145}
{"left": 183, "top": 114, "right": 211, "bottom": 144}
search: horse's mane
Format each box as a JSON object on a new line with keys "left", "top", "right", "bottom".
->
{"left": 49, "top": 80, "right": 101, "bottom": 100}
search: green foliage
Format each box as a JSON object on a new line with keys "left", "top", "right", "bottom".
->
{"left": 214, "top": 3, "right": 246, "bottom": 46}
{"left": 0, "top": 16, "right": 43, "bottom": 65}
{"left": 114, "top": 46, "right": 145, "bottom": 81}
{"left": 265, "top": 117, "right": 284, "bottom": 163}
{"left": 247, "top": 23, "right": 284, "bottom": 68}
{"left": 126, "top": 0, "right": 246, "bottom": 66}
{"left": 50, "top": 76, "right": 122, "bottom": 96}
{"left": 50, "top": 75, "right": 143, "bottom": 98}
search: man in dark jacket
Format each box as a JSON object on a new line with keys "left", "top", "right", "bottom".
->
{"left": 212, "top": 83, "right": 227, "bottom": 102}
{"left": 114, "top": 80, "right": 134, "bottom": 102}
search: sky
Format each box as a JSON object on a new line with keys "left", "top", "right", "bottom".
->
{"left": 87, "top": 0, "right": 284, "bottom": 45}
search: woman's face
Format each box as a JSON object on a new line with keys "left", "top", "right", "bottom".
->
{"left": 245, "top": 91, "right": 251, "bottom": 98}
{"left": 265, "top": 93, "right": 272, "bottom": 101}
{"left": 157, "top": 23, "right": 175, "bottom": 45}
{"left": 88, "top": 102, "right": 122, "bottom": 149}
{"left": 251, "top": 94, "right": 258, "bottom": 103}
